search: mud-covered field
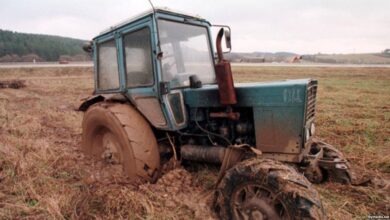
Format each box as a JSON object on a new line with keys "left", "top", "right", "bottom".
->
{"left": 0, "top": 66, "right": 389, "bottom": 219}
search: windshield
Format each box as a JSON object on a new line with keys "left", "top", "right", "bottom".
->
{"left": 158, "top": 20, "right": 215, "bottom": 88}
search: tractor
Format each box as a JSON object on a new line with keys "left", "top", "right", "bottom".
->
{"left": 80, "top": 8, "right": 351, "bottom": 219}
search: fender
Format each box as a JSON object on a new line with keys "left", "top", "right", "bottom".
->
{"left": 78, "top": 93, "right": 128, "bottom": 112}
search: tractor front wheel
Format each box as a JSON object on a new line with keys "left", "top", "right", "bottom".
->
{"left": 214, "top": 158, "right": 325, "bottom": 220}
{"left": 81, "top": 103, "right": 160, "bottom": 182}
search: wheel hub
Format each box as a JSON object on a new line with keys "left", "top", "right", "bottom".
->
{"left": 231, "top": 183, "right": 288, "bottom": 220}
{"left": 241, "top": 197, "right": 280, "bottom": 220}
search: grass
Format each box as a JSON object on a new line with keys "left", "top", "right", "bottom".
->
{"left": 0, "top": 66, "right": 389, "bottom": 219}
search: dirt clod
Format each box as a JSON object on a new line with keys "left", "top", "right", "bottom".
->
{"left": 0, "top": 80, "right": 26, "bottom": 89}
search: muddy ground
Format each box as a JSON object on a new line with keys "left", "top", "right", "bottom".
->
{"left": 0, "top": 66, "right": 389, "bottom": 219}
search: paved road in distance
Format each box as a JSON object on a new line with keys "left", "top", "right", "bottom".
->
{"left": 1, "top": 62, "right": 390, "bottom": 68}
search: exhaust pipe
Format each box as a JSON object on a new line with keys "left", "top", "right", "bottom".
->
{"left": 181, "top": 145, "right": 226, "bottom": 164}
{"left": 215, "top": 28, "right": 237, "bottom": 106}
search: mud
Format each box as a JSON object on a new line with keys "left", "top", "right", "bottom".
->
{"left": 80, "top": 154, "right": 216, "bottom": 219}
{"left": 140, "top": 168, "right": 216, "bottom": 219}
{"left": 79, "top": 157, "right": 216, "bottom": 219}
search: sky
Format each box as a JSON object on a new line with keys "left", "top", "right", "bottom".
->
{"left": 0, "top": 0, "right": 389, "bottom": 54}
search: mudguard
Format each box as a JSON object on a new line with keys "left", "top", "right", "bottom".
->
{"left": 78, "top": 94, "right": 128, "bottom": 112}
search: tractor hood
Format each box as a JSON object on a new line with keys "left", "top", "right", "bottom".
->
{"left": 183, "top": 79, "right": 311, "bottom": 108}
{"left": 183, "top": 79, "right": 317, "bottom": 162}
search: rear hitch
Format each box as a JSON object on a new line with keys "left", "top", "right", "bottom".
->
{"left": 302, "top": 138, "right": 352, "bottom": 184}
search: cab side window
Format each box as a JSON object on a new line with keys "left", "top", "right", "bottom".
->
{"left": 97, "top": 40, "right": 120, "bottom": 90}
{"left": 124, "top": 28, "right": 153, "bottom": 87}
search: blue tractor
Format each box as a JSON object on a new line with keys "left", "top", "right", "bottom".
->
{"left": 80, "top": 8, "right": 351, "bottom": 219}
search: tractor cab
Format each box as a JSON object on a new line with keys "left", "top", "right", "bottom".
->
{"left": 89, "top": 8, "right": 217, "bottom": 131}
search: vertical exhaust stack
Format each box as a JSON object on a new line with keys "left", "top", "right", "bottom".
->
{"left": 215, "top": 28, "right": 237, "bottom": 106}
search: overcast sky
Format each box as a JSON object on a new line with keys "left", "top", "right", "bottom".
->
{"left": 0, "top": 0, "right": 389, "bottom": 54}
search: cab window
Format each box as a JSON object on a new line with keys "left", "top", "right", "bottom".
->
{"left": 158, "top": 20, "right": 215, "bottom": 88}
{"left": 123, "top": 28, "right": 153, "bottom": 87}
{"left": 97, "top": 39, "right": 120, "bottom": 90}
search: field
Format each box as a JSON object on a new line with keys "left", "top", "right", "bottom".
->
{"left": 0, "top": 66, "right": 389, "bottom": 219}
{"left": 309, "top": 53, "right": 390, "bottom": 64}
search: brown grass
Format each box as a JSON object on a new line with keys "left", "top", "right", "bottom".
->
{"left": 0, "top": 66, "right": 389, "bottom": 219}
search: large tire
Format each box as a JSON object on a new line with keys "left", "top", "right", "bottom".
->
{"left": 81, "top": 102, "right": 160, "bottom": 182}
{"left": 214, "top": 158, "right": 325, "bottom": 220}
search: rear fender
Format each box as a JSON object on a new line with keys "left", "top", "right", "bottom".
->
{"left": 78, "top": 94, "right": 128, "bottom": 112}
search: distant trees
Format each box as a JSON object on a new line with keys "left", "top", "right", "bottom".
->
{"left": 0, "top": 29, "right": 89, "bottom": 62}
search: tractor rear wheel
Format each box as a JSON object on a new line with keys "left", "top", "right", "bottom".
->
{"left": 81, "top": 103, "right": 160, "bottom": 182}
{"left": 214, "top": 158, "right": 325, "bottom": 220}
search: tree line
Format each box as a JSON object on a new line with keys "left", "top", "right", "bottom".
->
{"left": 0, "top": 29, "right": 89, "bottom": 62}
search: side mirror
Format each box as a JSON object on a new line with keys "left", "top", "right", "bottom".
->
{"left": 83, "top": 41, "right": 93, "bottom": 54}
{"left": 224, "top": 29, "right": 231, "bottom": 50}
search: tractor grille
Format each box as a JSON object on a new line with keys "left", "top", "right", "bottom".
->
{"left": 306, "top": 80, "right": 318, "bottom": 122}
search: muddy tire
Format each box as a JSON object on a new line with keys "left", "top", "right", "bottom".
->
{"left": 81, "top": 102, "right": 160, "bottom": 182}
{"left": 214, "top": 158, "right": 325, "bottom": 220}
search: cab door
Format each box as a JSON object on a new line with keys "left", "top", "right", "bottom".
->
{"left": 119, "top": 23, "right": 168, "bottom": 128}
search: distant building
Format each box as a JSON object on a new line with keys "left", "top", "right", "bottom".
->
{"left": 383, "top": 49, "right": 390, "bottom": 54}
{"left": 290, "top": 55, "right": 302, "bottom": 63}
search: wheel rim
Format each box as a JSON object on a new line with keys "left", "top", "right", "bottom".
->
{"left": 101, "top": 131, "right": 122, "bottom": 164}
{"left": 87, "top": 127, "right": 124, "bottom": 168}
{"left": 231, "top": 183, "right": 290, "bottom": 220}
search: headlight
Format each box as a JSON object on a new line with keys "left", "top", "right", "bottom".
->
{"left": 310, "top": 123, "right": 316, "bottom": 136}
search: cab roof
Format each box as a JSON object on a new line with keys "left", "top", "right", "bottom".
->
{"left": 99, "top": 7, "right": 207, "bottom": 36}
